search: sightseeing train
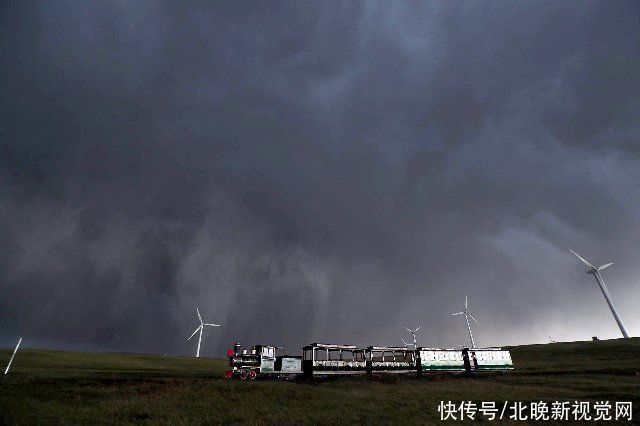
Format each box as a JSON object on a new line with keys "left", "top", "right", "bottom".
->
{"left": 224, "top": 342, "right": 513, "bottom": 380}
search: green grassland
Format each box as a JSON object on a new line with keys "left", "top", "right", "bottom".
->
{"left": 1, "top": 338, "right": 639, "bottom": 424}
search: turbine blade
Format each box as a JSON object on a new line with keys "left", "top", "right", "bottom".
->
{"left": 570, "top": 249, "right": 596, "bottom": 270}
{"left": 187, "top": 325, "right": 201, "bottom": 340}
{"left": 468, "top": 313, "right": 479, "bottom": 325}
{"left": 597, "top": 263, "right": 613, "bottom": 271}
{"left": 196, "top": 307, "right": 203, "bottom": 324}
{"left": 414, "top": 326, "right": 421, "bottom": 332}
{"left": 465, "top": 296, "right": 468, "bottom": 309}
{"left": 204, "top": 323, "right": 220, "bottom": 327}
{"left": 404, "top": 327, "right": 411, "bottom": 332}
{"left": 452, "top": 312, "right": 464, "bottom": 316}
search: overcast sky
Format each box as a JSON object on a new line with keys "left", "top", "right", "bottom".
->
{"left": 1, "top": 1, "right": 639, "bottom": 357}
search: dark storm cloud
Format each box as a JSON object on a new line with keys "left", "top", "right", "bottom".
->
{"left": 1, "top": 1, "right": 639, "bottom": 355}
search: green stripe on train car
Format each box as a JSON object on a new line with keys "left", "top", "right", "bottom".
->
{"left": 476, "top": 364, "right": 513, "bottom": 369}
{"left": 421, "top": 365, "right": 465, "bottom": 370}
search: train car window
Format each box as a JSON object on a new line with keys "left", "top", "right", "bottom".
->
{"left": 341, "top": 350, "right": 354, "bottom": 361}
{"left": 303, "top": 349, "right": 313, "bottom": 360}
{"left": 263, "top": 347, "right": 275, "bottom": 358}
{"left": 383, "top": 351, "right": 394, "bottom": 361}
{"left": 315, "top": 349, "right": 328, "bottom": 361}
{"left": 354, "top": 351, "right": 365, "bottom": 361}
{"left": 329, "top": 349, "right": 341, "bottom": 361}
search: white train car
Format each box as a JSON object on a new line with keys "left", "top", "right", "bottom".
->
{"left": 365, "top": 346, "right": 416, "bottom": 374}
{"left": 302, "top": 343, "right": 366, "bottom": 378}
{"left": 462, "top": 348, "right": 514, "bottom": 371}
{"left": 417, "top": 348, "right": 466, "bottom": 373}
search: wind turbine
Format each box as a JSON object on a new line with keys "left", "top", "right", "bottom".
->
{"left": 187, "top": 307, "right": 221, "bottom": 357}
{"left": 4, "top": 338, "right": 22, "bottom": 375}
{"left": 452, "top": 296, "right": 479, "bottom": 348}
{"left": 404, "top": 326, "right": 421, "bottom": 348}
{"left": 570, "top": 249, "right": 629, "bottom": 339}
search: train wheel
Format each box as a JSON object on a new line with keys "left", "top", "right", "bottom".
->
{"left": 248, "top": 370, "right": 257, "bottom": 380}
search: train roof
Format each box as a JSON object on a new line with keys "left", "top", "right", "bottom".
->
{"left": 303, "top": 343, "right": 362, "bottom": 350}
{"left": 467, "top": 347, "right": 505, "bottom": 351}
{"left": 417, "top": 347, "right": 505, "bottom": 351}
{"left": 417, "top": 347, "right": 463, "bottom": 351}
{"left": 367, "top": 346, "right": 413, "bottom": 351}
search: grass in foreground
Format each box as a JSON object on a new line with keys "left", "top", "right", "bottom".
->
{"left": 1, "top": 338, "right": 639, "bottom": 424}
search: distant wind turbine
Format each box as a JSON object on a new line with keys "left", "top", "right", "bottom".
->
{"left": 4, "top": 338, "right": 22, "bottom": 375}
{"left": 452, "top": 296, "right": 479, "bottom": 348}
{"left": 187, "top": 307, "right": 221, "bottom": 357}
{"left": 404, "top": 326, "right": 421, "bottom": 348}
{"left": 570, "top": 249, "right": 629, "bottom": 339}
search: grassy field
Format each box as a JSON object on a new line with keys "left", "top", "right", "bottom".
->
{"left": 1, "top": 338, "right": 639, "bottom": 424}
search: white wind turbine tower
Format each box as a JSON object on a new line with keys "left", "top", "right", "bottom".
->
{"left": 404, "top": 326, "right": 421, "bottom": 348}
{"left": 452, "top": 296, "right": 479, "bottom": 348}
{"left": 187, "top": 307, "right": 221, "bottom": 358}
{"left": 4, "top": 338, "right": 22, "bottom": 375}
{"left": 570, "top": 250, "right": 629, "bottom": 339}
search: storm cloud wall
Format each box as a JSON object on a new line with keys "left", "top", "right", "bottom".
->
{"left": 1, "top": 1, "right": 639, "bottom": 356}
